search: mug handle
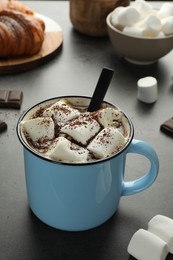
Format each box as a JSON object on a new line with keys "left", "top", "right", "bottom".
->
{"left": 122, "top": 139, "right": 159, "bottom": 196}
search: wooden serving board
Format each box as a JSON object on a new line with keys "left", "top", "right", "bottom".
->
{"left": 0, "top": 14, "right": 63, "bottom": 74}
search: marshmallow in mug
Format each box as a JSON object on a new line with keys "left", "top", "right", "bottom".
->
{"left": 48, "top": 136, "right": 89, "bottom": 162}
{"left": 111, "top": 0, "right": 173, "bottom": 38}
{"left": 21, "top": 99, "right": 130, "bottom": 163}
{"left": 43, "top": 99, "right": 80, "bottom": 123}
{"left": 60, "top": 115, "right": 101, "bottom": 146}
{"left": 88, "top": 127, "right": 125, "bottom": 159}
{"left": 21, "top": 117, "right": 55, "bottom": 142}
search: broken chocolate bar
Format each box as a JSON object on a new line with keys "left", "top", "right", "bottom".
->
{"left": 0, "top": 90, "right": 23, "bottom": 109}
{"left": 0, "top": 120, "right": 7, "bottom": 133}
{"left": 160, "top": 117, "right": 173, "bottom": 137}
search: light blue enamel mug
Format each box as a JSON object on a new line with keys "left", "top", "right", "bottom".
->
{"left": 17, "top": 96, "right": 159, "bottom": 231}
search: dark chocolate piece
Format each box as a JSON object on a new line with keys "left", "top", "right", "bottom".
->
{"left": 0, "top": 90, "right": 23, "bottom": 109}
{"left": 0, "top": 120, "right": 7, "bottom": 133}
{"left": 160, "top": 117, "right": 173, "bottom": 137}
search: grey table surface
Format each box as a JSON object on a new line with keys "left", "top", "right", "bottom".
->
{"left": 0, "top": 1, "right": 173, "bottom": 260}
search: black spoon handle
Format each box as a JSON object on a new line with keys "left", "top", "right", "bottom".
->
{"left": 87, "top": 67, "right": 114, "bottom": 112}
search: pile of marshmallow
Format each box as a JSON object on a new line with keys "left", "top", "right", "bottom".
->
{"left": 128, "top": 215, "right": 173, "bottom": 260}
{"left": 111, "top": 0, "right": 173, "bottom": 38}
{"left": 21, "top": 99, "right": 130, "bottom": 163}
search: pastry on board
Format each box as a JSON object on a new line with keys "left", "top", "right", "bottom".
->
{"left": 0, "top": 0, "right": 45, "bottom": 57}
{"left": 0, "top": 0, "right": 34, "bottom": 15}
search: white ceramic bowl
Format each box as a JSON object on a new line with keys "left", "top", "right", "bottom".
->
{"left": 106, "top": 12, "right": 173, "bottom": 65}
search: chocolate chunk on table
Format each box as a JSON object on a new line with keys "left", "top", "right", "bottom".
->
{"left": 0, "top": 90, "right": 23, "bottom": 109}
{"left": 0, "top": 120, "right": 7, "bottom": 133}
{"left": 160, "top": 117, "right": 173, "bottom": 137}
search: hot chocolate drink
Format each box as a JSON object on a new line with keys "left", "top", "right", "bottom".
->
{"left": 20, "top": 97, "right": 131, "bottom": 163}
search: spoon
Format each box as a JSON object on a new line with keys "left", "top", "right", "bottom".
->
{"left": 87, "top": 67, "right": 114, "bottom": 112}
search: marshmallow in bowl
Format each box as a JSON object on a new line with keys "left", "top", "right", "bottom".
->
{"left": 111, "top": 0, "right": 173, "bottom": 38}
{"left": 21, "top": 117, "right": 55, "bottom": 141}
{"left": 141, "top": 15, "right": 162, "bottom": 37}
{"left": 61, "top": 115, "right": 101, "bottom": 146}
{"left": 43, "top": 99, "right": 80, "bottom": 123}
{"left": 127, "top": 229, "right": 169, "bottom": 260}
{"left": 123, "top": 14, "right": 162, "bottom": 38}
{"left": 162, "top": 16, "right": 173, "bottom": 36}
{"left": 131, "top": 0, "right": 153, "bottom": 19}
{"left": 123, "top": 26, "right": 145, "bottom": 37}
{"left": 148, "top": 215, "right": 173, "bottom": 254}
{"left": 48, "top": 136, "right": 89, "bottom": 163}
{"left": 87, "top": 127, "right": 126, "bottom": 159}
{"left": 116, "top": 6, "right": 141, "bottom": 27}
{"left": 111, "top": 6, "right": 125, "bottom": 29}
{"left": 158, "top": 3, "right": 173, "bottom": 19}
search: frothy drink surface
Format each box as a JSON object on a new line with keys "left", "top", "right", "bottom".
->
{"left": 20, "top": 97, "right": 131, "bottom": 163}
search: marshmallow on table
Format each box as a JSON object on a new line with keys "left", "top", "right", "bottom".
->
{"left": 127, "top": 229, "right": 169, "bottom": 260}
{"left": 148, "top": 215, "right": 173, "bottom": 254}
{"left": 137, "top": 76, "right": 158, "bottom": 103}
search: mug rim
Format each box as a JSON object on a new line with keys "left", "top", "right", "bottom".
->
{"left": 16, "top": 95, "right": 134, "bottom": 166}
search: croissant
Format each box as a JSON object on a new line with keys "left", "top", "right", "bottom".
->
{"left": 0, "top": 0, "right": 34, "bottom": 15}
{"left": 0, "top": 10, "right": 45, "bottom": 57}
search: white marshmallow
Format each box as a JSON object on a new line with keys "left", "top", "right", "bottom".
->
{"left": 43, "top": 99, "right": 80, "bottom": 123}
{"left": 117, "top": 6, "right": 141, "bottom": 27}
{"left": 162, "top": 16, "right": 173, "bottom": 36}
{"left": 87, "top": 127, "right": 125, "bottom": 159}
{"left": 142, "top": 15, "right": 162, "bottom": 37}
{"left": 137, "top": 76, "right": 158, "bottom": 103}
{"left": 121, "top": 114, "right": 131, "bottom": 138}
{"left": 96, "top": 107, "right": 130, "bottom": 138}
{"left": 131, "top": 0, "right": 153, "bottom": 19}
{"left": 96, "top": 107, "right": 123, "bottom": 128}
{"left": 48, "top": 137, "right": 89, "bottom": 163}
{"left": 61, "top": 116, "right": 101, "bottom": 146}
{"left": 154, "top": 31, "right": 165, "bottom": 38}
{"left": 111, "top": 6, "right": 125, "bottom": 29}
{"left": 127, "top": 229, "right": 169, "bottom": 260}
{"left": 123, "top": 26, "right": 145, "bottom": 37}
{"left": 21, "top": 117, "right": 54, "bottom": 142}
{"left": 111, "top": 1, "right": 173, "bottom": 38}
{"left": 148, "top": 215, "right": 173, "bottom": 254}
{"left": 158, "top": 3, "right": 173, "bottom": 19}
